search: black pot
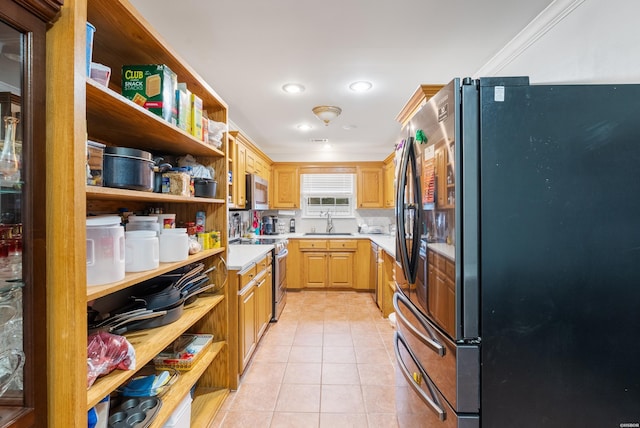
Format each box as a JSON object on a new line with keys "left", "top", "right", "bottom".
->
{"left": 103, "top": 147, "right": 154, "bottom": 192}
{"left": 194, "top": 178, "right": 217, "bottom": 198}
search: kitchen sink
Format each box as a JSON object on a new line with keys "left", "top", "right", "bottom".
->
{"left": 303, "top": 232, "right": 353, "bottom": 236}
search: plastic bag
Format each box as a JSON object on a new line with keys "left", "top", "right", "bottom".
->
{"left": 87, "top": 331, "right": 136, "bottom": 389}
{"left": 207, "top": 121, "right": 227, "bottom": 148}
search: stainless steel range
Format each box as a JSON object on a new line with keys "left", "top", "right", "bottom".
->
{"left": 234, "top": 236, "right": 288, "bottom": 321}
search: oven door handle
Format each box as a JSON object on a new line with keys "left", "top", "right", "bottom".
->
{"left": 394, "top": 330, "right": 446, "bottom": 421}
{"left": 393, "top": 291, "right": 445, "bottom": 357}
{"left": 276, "top": 248, "right": 288, "bottom": 259}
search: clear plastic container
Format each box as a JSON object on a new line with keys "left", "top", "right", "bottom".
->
{"left": 125, "top": 230, "right": 159, "bottom": 272}
{"left": 86, "top": 216, "right": 125, "bottom": 285}
{"left": 159, "top": 228, "right": 188, "bottom": 262}
{"left": 127, "top": 215, "right": 159, "bottom": 235}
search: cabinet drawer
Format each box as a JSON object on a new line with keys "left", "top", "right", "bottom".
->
{"left": 239, "top": 264, "right": 257, "bottom": 289}
{"left": 298, "top": 239, "right": 327, "bottom": 250}
{"left": 256, "top": 255, "right": 269, "bottom": 272}
{"left": 445, "top": 259, "right": 454, "bottom": 279}
{"left": 434, "top": 253, "right": 446, "bottom": 271}
{"left": 328, "top": 240, "right": 357, "bottom": 250}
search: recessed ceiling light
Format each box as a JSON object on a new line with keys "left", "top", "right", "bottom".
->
{"left": 349, "top": 81, "right": 373, "bottom": 92}
{"left": 297, "top": 124, "right": 312, "bottom": 131}
{"left": 282, "top": 83, "right": 305, "bottom": 94}
{"left": 342, "top": 124, "right": 357, "bottom": 130}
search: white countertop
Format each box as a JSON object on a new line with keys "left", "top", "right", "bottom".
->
{"left": 227, "top": 244, "right": 274, "bottom": 271}
{"left": 227, "top": 234, "right": 454, "bottom": 270}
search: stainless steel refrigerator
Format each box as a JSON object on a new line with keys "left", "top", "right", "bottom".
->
{"left": 394, "top": 76, "right": 640, "bottom": 427}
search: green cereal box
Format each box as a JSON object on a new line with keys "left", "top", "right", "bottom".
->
{"left": 176, "top": 82, "right": 191, "bottom": 133}
{"left": 122, "top": 64, "right": 177, "bottom": 124}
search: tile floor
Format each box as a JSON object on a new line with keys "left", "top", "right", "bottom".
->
{"left": 212, "top": 290, "right": 399, "bottom": 428}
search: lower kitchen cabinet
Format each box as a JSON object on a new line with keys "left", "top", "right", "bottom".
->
{"left": 230, "top": 252, "right": 273, "bottom": 381}
{"left": 297, "top": 239, "right": 369, "bottom": 289}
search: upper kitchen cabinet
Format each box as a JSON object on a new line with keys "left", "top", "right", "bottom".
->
{"left": 357, "top": 165, "right": 384, "bottom": 208}
{"left": 272, "top": 165, "right": 299, "bottom": 209}
{"left": 0, "top": 1, "right": 61, "bottom": 427}
{"left": 47, "top": 0, "right": 230, "bottom": 426}
{"left": 395, "top": 84, "right": 445, "bottom": 128}
{"left": 383, "top": 153, "right": 395, "bottom": 208}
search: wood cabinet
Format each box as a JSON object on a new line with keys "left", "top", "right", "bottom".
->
{"left": 296, "top": 239, "right": 369, "bottom": 289}
{"left": 357, "top": 166, "right": 384, "bottom": 208}
{"left": 230, "top": 253, "right": 272, "bottom": 379}
{"left": 427, "top": 251, "right": 455, "bottom": 336}
{"left": 272, "top": 165, "right": 299, "bottom": 208}
{"left": 381, "top": 251, "right": 396, "bottom": 318}
{"left": 0, "top": 2, "right": 61, "bottom": 427}
{"left": 47, "top": 0, "right": 230, "bottom": 425}
{"left": 383, "top": 154, "right": 396, "bottom": 208}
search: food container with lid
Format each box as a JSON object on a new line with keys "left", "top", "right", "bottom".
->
{"left": 103, "top": 147, "right": 154, "bottom": 192}
{"left": 86, "top": 216, "right": 125, "bottom": 285}
{"left": 125, "top": 230, "right": 159, "bottom": 272}
{"left": 159, "top": 228, "right": 188, "bottom": 262}
{"left": 126, "top": 215, "right": 159, "bottom": 234}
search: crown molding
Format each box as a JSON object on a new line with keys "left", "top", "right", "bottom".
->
{"left": 474, "top": 0, "right": 585, "bottom": 77}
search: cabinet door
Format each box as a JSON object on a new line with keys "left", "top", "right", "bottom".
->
{"left": 272, "top": 166, "right": 299, "bottom": 208}
{"left": 383, "top": 160, "right": 395, "bottom": 208}
{"left": 328, "top": 252, "right": 354, "bottom": 288}
{"left": 245, "top": 149, "right": 256, "bottom": 174}
{"left": 357, "top": 167, "right": 383, "bottom": 208}
{"left": 236, "top": 143, "right": 247, "bottom": 207}
{"left": 255, "top": 270, "right": 271, "bottom": 339}
{"left": 239, "top": 285, "right": 256, "bottom": 373}
{"left": 302, "top": 252, "right": 327, "bottom": 287}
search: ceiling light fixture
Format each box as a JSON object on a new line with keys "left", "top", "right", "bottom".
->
{"left": 312, "top": 105, "right": 342, "bottom": 126}
{"left": 282, "top": 83, "right": 305, "bottom": 94}
{"left": 349, "top": 81, "right": 372, "bottom": 92}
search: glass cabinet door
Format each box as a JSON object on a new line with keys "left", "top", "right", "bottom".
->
{"left": 0, "top": 0, "right": 54, "bottom": 424}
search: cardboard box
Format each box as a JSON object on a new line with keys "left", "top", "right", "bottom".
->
{"left": 190, "top": 93, "right": 203, "bottom": 140}
{"left": 176, "top": 83, "right": 191, "bottom": 133}
{"left": 122, "top": 64, "right": 177, "bottom": 124}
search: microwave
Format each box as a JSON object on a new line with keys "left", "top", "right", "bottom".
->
{"left": 246, "top": 174, "right": 269, "bottom": 210}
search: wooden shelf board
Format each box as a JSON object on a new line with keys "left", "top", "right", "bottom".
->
{"left": 87, "top": 0, "right": 227, "bottom": 119}
{"left": 86, "top": 184, "right": 225, "bottom": 204}
{"left": 86, "top": 294, "right": 225, "bottom": 408}
{"left": 190, "top": 387, "right": 229, "bottom": 427}
{"left": 148, "top": 342, "right": 225, "bottom": 427}
{"left": 86, "top": 79, "right": 225, "bottom": 157}
{"left": 87, "top": 248, "right": 225, "bottom": 301}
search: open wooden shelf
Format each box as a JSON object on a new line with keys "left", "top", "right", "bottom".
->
{"left": 190, "top": 388, "right": 229, "bottom": 427}
{"left": 86, "top": 248, "right": 226, "bottom": 301}
{"left": 86, "top": 184, "right": 225, "bottom": 204}
{"left": 148, "top": 342, "right": 225, "bottom": 427}
{"left": 86, "top": 79, "right": 225, "bottom": 157}
{"left": 87, "top": 294, "right": 225, "bottom": 409}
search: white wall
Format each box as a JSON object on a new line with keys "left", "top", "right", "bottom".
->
{"left": 476, "top": 0, "right": 640, "bottom": 84}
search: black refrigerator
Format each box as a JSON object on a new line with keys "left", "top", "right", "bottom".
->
{"left": 393, "top": 76, "right": 640, "bottom": 427}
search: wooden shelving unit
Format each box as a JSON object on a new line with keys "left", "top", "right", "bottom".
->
{"left": 46, "top": 0, "right": 231, "bottom": 425}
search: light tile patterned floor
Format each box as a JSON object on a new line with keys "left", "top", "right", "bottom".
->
{"left": 212, "top": 290, "right": 398, "bottom": 428}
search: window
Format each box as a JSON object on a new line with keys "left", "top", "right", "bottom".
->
{"left": 301, "top": 173, "right": 355, "bottom": 217}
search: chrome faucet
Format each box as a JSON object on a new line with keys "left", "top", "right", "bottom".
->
{"left": 322, "top": 211, "right": 334, "bottom": 233}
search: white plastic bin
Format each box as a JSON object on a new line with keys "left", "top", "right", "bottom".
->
{"left": 159, "top": 228, "right": 189, "bottom": 262}
{"left": 162, "top": 393, "right": 192, "bottom": 428}
{"left": 125, "top": 230, "right": 159, "bottom": 272}
{"left": 86, "top": 216, "right": 125, "bottom": 285}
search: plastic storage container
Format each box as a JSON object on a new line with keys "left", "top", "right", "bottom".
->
{"left": 86, "top": 216, "right": 125, "bottom": 285}
{"left": 125, "top": 230, "right": 159, "bottom": 272}
{"left": 127, "top": 215, "right": 159, "bottom": 234}
{"left": 162, "top": 393, "right": 191, "bottom": 428}
{"left": 159, "top": 228, "right": 188, "bottom": 262}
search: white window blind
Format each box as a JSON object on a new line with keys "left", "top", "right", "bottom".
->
{"left": 301, "top": 173, "right": 355, "bottom": 217}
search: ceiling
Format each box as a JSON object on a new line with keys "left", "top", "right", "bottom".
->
{"left": 129, "top": 0, "right": 553, "bottom": 162}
